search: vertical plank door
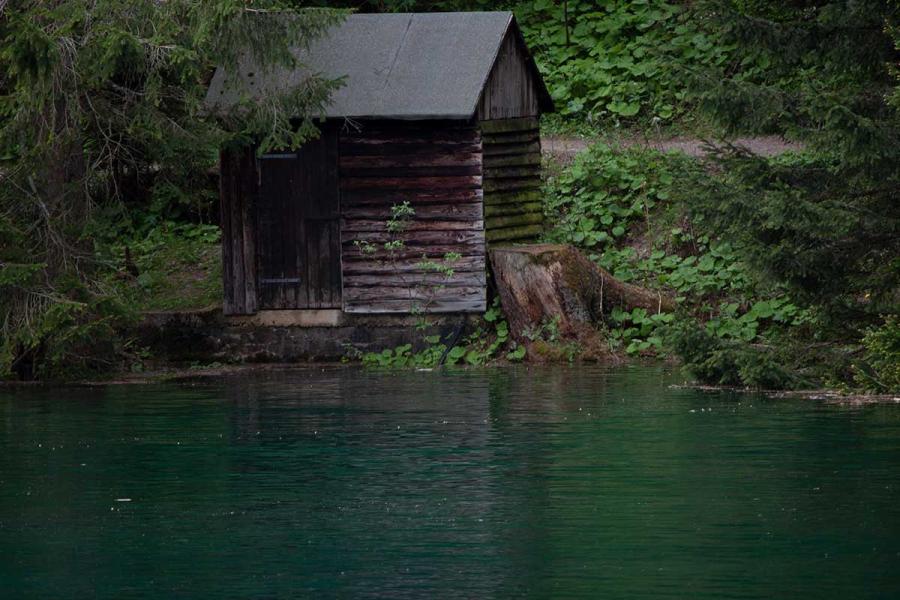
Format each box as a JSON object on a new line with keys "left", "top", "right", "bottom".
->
{"left": 256, "top": 127, "right": 341, "bottom": 309}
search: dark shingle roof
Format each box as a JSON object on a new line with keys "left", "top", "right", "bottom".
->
{"left": 205, "top": 11, "right": 552, "bottom": 119}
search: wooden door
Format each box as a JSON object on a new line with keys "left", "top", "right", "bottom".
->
{"left": 256, "top": 128, "right": 341, "bottom": 309}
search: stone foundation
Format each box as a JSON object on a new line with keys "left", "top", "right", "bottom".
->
{"left": 135, "top": 307, "right": 478, "bottom": 364}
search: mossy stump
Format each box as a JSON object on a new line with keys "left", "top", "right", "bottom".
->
{"left": 489, "top": 244, "right": 674, "bottom": 358}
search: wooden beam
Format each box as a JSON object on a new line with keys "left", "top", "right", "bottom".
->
{"left": 340, "top": 165, "right": 481, "bottom": 178}
{"left": 484, "top": 189, "right": 542, "bottom": 205}
{"left": 483, "top": 152, "right": 543, "bottom": 168}
{"left": 340, "top": 175, "right": 482, "bottom": 191}
{"left": 341, "top": 219, "right": 484, "bottom": 233}
{"left": 342, "top": 229, "right": 485, "bottom": 246}
{"left": 483, "top": 165, "right": 542, "bottom": 179}
{"left": 342, "top": 256, "right": 485, "bottom": 274}
{"left": 486, "top": 224, "right": 544, "bottom": 242}
{"left": 339, "top": 141, "right": 482, "bottom": 157}
{"left": 484, "top": 201, "right": 543, "bottom": 217}
{"left": 485, "top": 213, "right": 543, "bottom": 229}
{"left": 482, "top": 131, "right": 540, "bottom": 145}
{"left": 343, "top": 296, "right": 486, "bottom": 314}
{"left": 344, "top": 271, "right": 486, "bottom": 288}
{"left": 483, "top": 178, "right": 541, "bottom": 193}
{"left": 344, "top": 285, "right": 485, "bottom": 302}
{"left": 483, "top": 140, "right": 542, "bottom": 157}
{"left": 480, "top": 117, "right": 540, "bottom": 134}
{"left": 341, "top": 189, "right": 483, "bottom": 206}
{"left": 342, "top": 202, "right": 483, "bottom": 221}
{"left": 339, "top": 152, "right": 481, "bottom": 168}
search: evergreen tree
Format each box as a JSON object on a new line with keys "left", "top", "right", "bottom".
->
{"left": 0, "top": 1, "right": 345, "bottom": 378}
{"left": 675, "top": 0, "right": 899, "bottom": 389}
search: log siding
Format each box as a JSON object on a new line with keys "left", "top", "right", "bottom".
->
{"left": 480, "top": 117, "right": 544, "bottom": 243}
{"left": 339, "top": 121, "right": 487, "bottom": 314}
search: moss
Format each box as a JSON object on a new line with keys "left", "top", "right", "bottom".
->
{"left": 484, "top": 201, "right": 543, "bottom": 217}
{"left": 485, "top": 224, "right": 543, "bottom": 243}
{"left": 509, "top": 245, "right": 559, "bottom": 267}
{"left": 526, "top": 339, "right": 594, "bottom": 364}
{"left": 485, "top": 213, "right": 543, "bottom": 229}
{"left": 559, "top": 248, "right": 598, "bottom": 292}
{"left": 484, "top": 189, "right": 543, "bottom": 206}
{"left": 528, "top": 340, "right": 569, "bottom": 362}
{"left": 479, "top": 117, "right": 539, "bottom": 134}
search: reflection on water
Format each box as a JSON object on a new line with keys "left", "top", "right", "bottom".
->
{"left": 1, "top": 366, "right": 899, "bottom": 598}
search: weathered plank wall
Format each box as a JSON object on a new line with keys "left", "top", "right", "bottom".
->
{"left": 481, "top": 117, "right": 543, "bottom": 243}
{"left": 476, "top": 30, "right": 541, "bottom": 120}
{"left": 220, "top": 146, "right": 258, "bottom": 316}
{"left": 339, "top": 121, "right": 487, "bottom": 313}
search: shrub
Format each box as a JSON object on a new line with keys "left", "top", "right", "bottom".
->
{"left": 665, "top": 320, "right": 796, "bottom": 390}
{"left": 854, "top": 316, "right": 900, "bottom": 393}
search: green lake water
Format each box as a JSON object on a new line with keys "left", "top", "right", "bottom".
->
{"left": 1, "top": 366, "right": 899, "bottom": 598}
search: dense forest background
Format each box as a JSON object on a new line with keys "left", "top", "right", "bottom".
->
{"left": 1, "top": 0, "right": 897, "bottom": 390}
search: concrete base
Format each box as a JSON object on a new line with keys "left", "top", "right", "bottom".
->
{"left": 229, "top": 310, "right": 345, "bottom": 328}
{"left": 135, "top": 306, "right": 479, "bottom": 364}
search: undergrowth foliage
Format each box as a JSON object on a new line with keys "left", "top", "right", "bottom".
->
{"left": 538, "top": 0, "right": 900, "bottom": 392}
{"left": 544, "top": 126, "right": 897, "bottom": 391}
{"left": 543, "top": 142, "right": 813, "bottom": 386}
{"left": 516, "top": 0, "right": 730, "bottom": 126}
{"left": 855, "top": 316, "right": 900, "bottom": 393}
{"left": 358, "top": 298, "right": 526, "bottom": 368}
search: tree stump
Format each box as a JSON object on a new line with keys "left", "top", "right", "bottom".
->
{"left": 489, "top": 244, "right": 674, "bottom": 358}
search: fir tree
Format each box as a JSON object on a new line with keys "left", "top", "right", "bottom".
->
{"left": 0, "top": 1, "right": 345, "bottom": 378}
{"left": 675, "top": 0, "right": 899, "bottom": 388}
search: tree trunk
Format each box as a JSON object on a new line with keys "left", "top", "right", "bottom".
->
{"left": 489, "top": 244, "right": 675, "bottom": 356}
{"left": 40, "top": 94, "right": 88, "bottom": 276}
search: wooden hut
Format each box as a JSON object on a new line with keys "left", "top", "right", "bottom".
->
{"left": 206, "top": 12, "right": 554, "bottom": 316}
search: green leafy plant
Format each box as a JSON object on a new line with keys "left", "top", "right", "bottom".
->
{"left": 98, "top": 221, "right": 223, "bottom": 312}
{"left": 854, "top": 316, "right": 900, "bottom": 393}
{"left": 665, "top": 320, "right": 797, "bottom": 390}
{"left": 353, "top": 202, "right": 461, "bottom": 321}
{"left": 544, "top": 140, "right": 815, "bottom": 378}
{"left": 359, "top": 297, "right": 523, "bottom": 368}
{"left": 608, "top": 307, "right": 673, "bottom": 355}
{"left": 523, "top": 316, "right": 561, "bottom": 344}
{"left": 516, "top": 0, "right": 732, "bottom": 125}
{"left": 545, "top": 143, "right": 695, "bottom": 255}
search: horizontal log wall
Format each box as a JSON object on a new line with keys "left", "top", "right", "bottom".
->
{"left": 480, "top": 117, "right": 544, "bottom": 244}
{"left": 339, "top": 121, "right": 487, "bottom": 314}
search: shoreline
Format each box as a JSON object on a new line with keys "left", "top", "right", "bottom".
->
{"left": 670, "top": 383, "right": 900, "bottom": 405}
{"left": 2, "top": 362, "right": 898, "bottom": 404}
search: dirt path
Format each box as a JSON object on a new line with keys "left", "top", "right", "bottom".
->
{"left": 542, "top": 134, "right": 803, "bottom": 163}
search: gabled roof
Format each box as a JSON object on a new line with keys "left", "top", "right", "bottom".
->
{"left": 205, "top": 11, "right": 554, "bottom": 120}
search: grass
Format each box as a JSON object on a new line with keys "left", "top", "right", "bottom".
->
{"left": 111, "top": 223, "right": 222, "bottom": 312}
